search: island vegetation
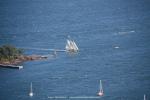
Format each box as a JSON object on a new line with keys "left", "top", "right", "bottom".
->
{"left": 0, "top": 45, "right": 23, "bottom": 62}
{"left": 0, "top": 45, "right": 47, "bottom": 66}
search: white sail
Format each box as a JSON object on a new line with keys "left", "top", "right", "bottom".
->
{"left": 70, "top": 40, "right": 75, "bottom": 50}
{"left": 66, "top": 39, "right": 71, "bottom": 50}
{"left": 100, "top": 80, "right": 103, "bottom": 93}
{"left": 67, "top": 39, "right": 71, "bottom": 45}
{"left": 72, "top": 40, "right": 79, "bottom": 50}
{"left": 65, "top": 43, "right": 69, "bottom": 50}
{"left": 31, "top": 82, "right": 33, "bottom": 93}
{"left": 65, "top": 37, "right": 79, "bottom": 52}
{"left": 144, "top": 94, "right": 146, "bottom": 100}
{"left": 66, "top": 40, "right": 73, "bottom": 50}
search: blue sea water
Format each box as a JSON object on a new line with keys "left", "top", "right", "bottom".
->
{"left": 0, "top": 0, "right": 150, "bottom": 100}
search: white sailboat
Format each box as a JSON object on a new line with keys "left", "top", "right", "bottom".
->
{"left": 97, "top": 80, "right": 104, "bottom": 96}
{"left": 65, "top": 37, "right": 79, "bottom": 52}
{"left": 29, "top": 82, "right": 33, "bottom": 97}
{"left": 144, "top": 94, "right": 146, "bottom": 100}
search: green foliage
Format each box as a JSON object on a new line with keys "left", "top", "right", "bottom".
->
{"left": 0, "top": 45, "right": 23, "bottom": 61}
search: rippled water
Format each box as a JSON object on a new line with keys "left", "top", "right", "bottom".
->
{"left": 0, "top": 0, "right": 150, "bottom": 100}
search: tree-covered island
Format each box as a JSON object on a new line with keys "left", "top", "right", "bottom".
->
{"left": 0, "top": 45, "right": 47, "bottom": 66}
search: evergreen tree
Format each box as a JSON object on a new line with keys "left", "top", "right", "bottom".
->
{"left": 0, "top": 45, "right": 23, "bottom": 61}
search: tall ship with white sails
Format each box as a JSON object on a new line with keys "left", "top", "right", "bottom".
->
{"left": 65, "top": 36, "right": 79, "bottom": 52}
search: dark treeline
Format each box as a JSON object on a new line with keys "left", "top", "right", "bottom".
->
{"left": 0, "top": 45, "right": 23, "bottom": 62}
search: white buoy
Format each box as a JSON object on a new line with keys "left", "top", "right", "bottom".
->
{"left": 97, "top": 80, "right": 104, "bottom": 96}
{"left": 29, "top": 82, "right": 33, "bottom": 97}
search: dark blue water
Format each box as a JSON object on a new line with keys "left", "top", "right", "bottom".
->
{"left": 0, "top": 0, "right": 150, "bottom": 100}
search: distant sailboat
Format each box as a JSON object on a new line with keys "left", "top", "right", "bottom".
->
{"left": 29, "top": 82, "right": 33, "bottom": 97}
{"left": 65, "top": 36, "right": 79, "bottom": 52}
{"left": 97, "top": 80, "right": 104, "bottom": 96}
{"left": 144, "top": 94, "right": 146, "bottom": 100}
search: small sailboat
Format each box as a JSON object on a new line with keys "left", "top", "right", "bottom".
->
{"left": 97, "top": 80, "right": 104, "bottom": 96}
{"left": 29, "top": 82, "right": 33, "bottom": 97}
{"left": 65, "top": 36, "right": 79, "bottom": 52}
{"left": 144, "top": 94, "right": 146, "bottom": 100}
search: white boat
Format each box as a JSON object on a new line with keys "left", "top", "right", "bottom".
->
{"left": 97, "top": 80, "right": 104, "bottom": 96}
{"left": 29, "top": 82, "right": 33, "bottom": 97}
{"left": 65, "top": 37, "right": 79, "bottom": 52}
{"left": 0, "top": 64, "right": 23, "bottom": 69}
{"left": 18, "top": 66, "right": 23, "bottom": 69}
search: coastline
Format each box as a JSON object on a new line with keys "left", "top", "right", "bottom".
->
{"left": 0, "top": 55, "right": 47, "bottom": 66}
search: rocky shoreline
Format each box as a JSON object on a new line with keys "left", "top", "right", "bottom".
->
{"left": 0, "top": 55, "right": 47, "bottom": 66}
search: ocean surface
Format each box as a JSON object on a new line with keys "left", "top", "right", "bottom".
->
{"left": 0, "top": 0, "right": 150, "bottom": 100}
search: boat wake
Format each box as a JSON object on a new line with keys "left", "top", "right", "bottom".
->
{"left": 48, "top": 96, "right": 101, "bottom": 99}
{"left": 23, "top": 47, "right": 66, "bottom": 52}
{"left": 114, "top": 30, "right": 135, "bottom": 35}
